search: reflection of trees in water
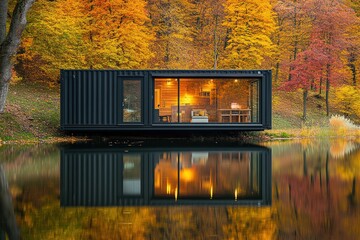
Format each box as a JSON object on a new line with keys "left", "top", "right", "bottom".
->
{"left": 272, "top": 140, "right": 360, "bottom": 239}
{"left": 5, "top": 141, "right": 360, "bottom": 239}
{"left": 330, "top": 139, "right": 358, "bottom": 159}
{"left": 0, "top": 165, "right": 20, "bottom": 240}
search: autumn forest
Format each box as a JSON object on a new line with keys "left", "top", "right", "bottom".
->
{"left": 1, "top": 0, "right": 360, "bottom": 122}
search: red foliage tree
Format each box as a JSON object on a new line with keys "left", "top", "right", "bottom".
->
{"left": 283, "top": 0, "right": 358, "bottom": 118}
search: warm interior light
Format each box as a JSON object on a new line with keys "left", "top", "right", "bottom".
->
{"left": 175, "top": 187, "right": 178, "bottom": 201}
{"left": 180, "top": 168, "right": 194, "bottom": 182}
{"left": 210, "top": 186, "right": 213, "bottom": 199}
{"left": 182, "top": 94, "right": 193, "bottom": 105}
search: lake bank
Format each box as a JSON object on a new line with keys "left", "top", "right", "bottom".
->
{"left": 1, "top": 82, "right": 359, "bottom": 144}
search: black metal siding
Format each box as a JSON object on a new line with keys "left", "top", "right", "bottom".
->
{"left": 60, "top": 150, "right": 121, "bottom": 206}
{"left": 61, "top": 70, "right": 119, "bottom": 127}
{"left": 264, "top": 71, "right": 272, "bottom": 129}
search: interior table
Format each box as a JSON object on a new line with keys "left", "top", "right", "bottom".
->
{"left": 218, "top": 109, "right": 251, "bottom": 123}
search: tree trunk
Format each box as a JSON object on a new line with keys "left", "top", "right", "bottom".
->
{"left": 0, "top": 82, "right": 10, "bottom": 113}
{"left": 349, "top": 63, "right": 356, "bottom": 86}
{"left": 0, "top": 45, "right": 12, "bottom": 113}
{"left": 288, "top": 2, "right": 299, "bottom": 82}
{"left": 325, "top": 64, "right": 330, "bottom": 116}
{"left": 275, "top": 61, "right": 280, "bottom": 83}
{"left": 348, "top": 51, "right": 357, "bottom": 86}
{"left": 213, "top": 14, "right": 218, "bottom": 70}
{"left": 0, "top": 0, "right": 9, "bottom": 43}
{"left": 326, "top": 151, "right": 329, "bottom": 190}
{"left": 0, "top": 0, "right": 35, "bottom": 113}
{"left": 303, "top": 88, "right": 307, "bottom": 120}
{"left": 303, "top": 150, "right": 307, "bottom": 177}
{"left": 288, "top": 39, "right": 298, "bottom": 82}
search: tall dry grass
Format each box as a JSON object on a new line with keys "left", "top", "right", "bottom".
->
{"left": 265, "top": 115, "right": 360, "bottom": 139}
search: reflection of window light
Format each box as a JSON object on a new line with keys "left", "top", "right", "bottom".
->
{"left": 124, "top": 162, "right": 134, "bottom": 169}
{"left": 166, "top": 182, "right": 171, "bottom": 194}
{"left": 210, "top": 186, "right": 213, "bottom": 199}
{"left": 181, "top": 168, "right": 194, "bottom": 182}
{"left": 175, "top": 187, "right": 178, "bottom": 201}
{"left": 235, "top": 189, "right": 238, "bottom": 201}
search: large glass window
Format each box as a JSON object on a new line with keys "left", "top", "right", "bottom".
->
{"left": 153, "top": 78, "right": 260, "bottom": 123}
{"left": 153, "top": 78, "right": 178, "bottom": 123}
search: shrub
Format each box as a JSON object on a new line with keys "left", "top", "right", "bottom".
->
{"left": 329, "top": 114, "right": 360, "bottom": 130}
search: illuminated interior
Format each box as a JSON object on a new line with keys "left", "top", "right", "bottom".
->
{"left": 153, "top": 78, "right": 259, "bottom": 123}
{"left": 153, "top": 151, "right": 261, "bottom": 200}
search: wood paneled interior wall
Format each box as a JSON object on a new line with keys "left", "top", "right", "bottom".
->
{"left": 154, "top": 79, "right": 251, "bottom": 122}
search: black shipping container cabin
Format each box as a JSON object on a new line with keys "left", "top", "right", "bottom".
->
{"left": 60, "top": 70, "right": 272, "bottom": 132}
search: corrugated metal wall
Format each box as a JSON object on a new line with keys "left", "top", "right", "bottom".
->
{"left": 61, "top": 70, "right": 119, "bottom": 126}
{"left": 60, "top": 150, "right": 121, "bottom": 206}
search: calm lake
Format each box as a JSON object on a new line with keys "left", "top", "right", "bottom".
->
{"left": 1, "top": 138, "right": 360, "bottom": 239}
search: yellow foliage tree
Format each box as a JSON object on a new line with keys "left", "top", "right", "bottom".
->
{"left": 332, "top": 85, "right": 360, "bottom": 118}
{"left": 220, "top": 0, "right": 276, "bottom": 69}
{"left": 147, "top": 0, "right": 195, "bottom": 69}
{"left": 188, "top": 0, "right": 227, "bottom": 69}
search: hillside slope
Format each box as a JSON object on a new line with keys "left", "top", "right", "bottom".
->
{"left": 0, "top": 82, "right": 359, "bottom": 141}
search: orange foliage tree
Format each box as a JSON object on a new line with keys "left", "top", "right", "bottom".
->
{"left": 19, "top": 0, "right": 154, "bottom": 82}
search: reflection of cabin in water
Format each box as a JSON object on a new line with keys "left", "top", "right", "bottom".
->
{"left": 60, "top": 70, "right": 272, "bottom": 132}
{"left": 60, "top": 146, "right": 272, "bottom": 206}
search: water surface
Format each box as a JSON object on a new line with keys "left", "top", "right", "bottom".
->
{"left": 1, "top": 139, "right": 360, "bottom": 239}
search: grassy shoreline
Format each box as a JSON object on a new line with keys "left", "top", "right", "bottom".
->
{"left": 1, "top": 82, "right": 359, "bottom": 144}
